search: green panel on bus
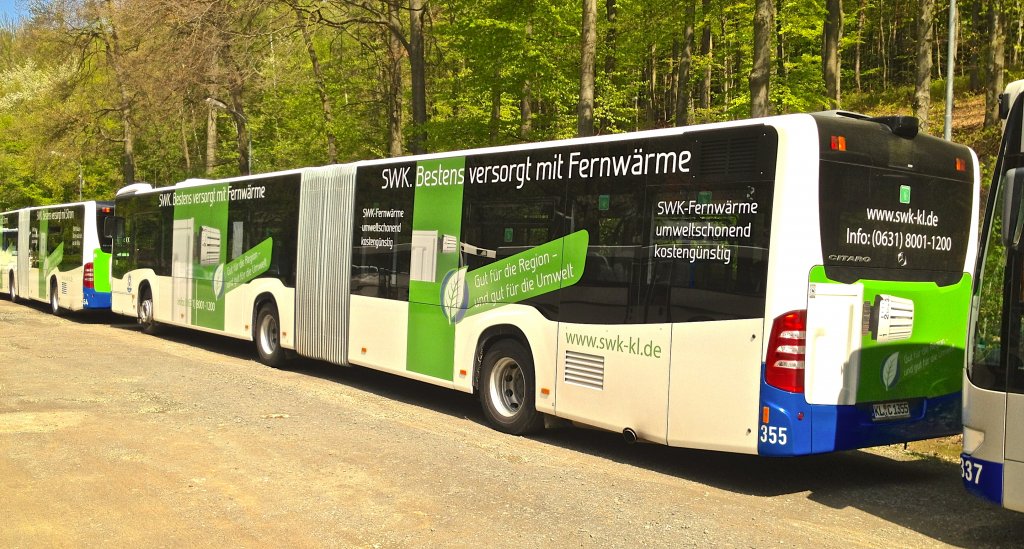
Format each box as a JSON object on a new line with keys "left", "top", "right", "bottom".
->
{"left": 809, "top": 266, "right": 970, "bottom": 402}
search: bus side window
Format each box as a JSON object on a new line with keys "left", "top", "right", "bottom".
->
{"left": 1009, "top": 252, "right": 1024, "bottom": 393}
{"left": 132, "top": 213, "right": 163, "bottom": 273}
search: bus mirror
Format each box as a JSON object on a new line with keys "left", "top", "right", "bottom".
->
{"left": 1000, "top": 92, "right": 1012, "bottom": 121}
{"left": 103, "top": 216, "right": 124, "bottom": 240}
{"left": 1002, "top": 169, "right": 1024, "bottom": 249}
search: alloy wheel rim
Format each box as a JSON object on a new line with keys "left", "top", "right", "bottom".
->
{"left": 489, "top": 357, "right": 525, "bottom": 418}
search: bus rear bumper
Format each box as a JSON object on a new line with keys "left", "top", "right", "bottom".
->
{"left": 960, "top": 453, "right": 1004, "bottom": 507}
{"left": 83, "top": 289, "right": 112, "bottom": 310}
{"left": 757, "top": 380, "right": 961, "bottom": 456}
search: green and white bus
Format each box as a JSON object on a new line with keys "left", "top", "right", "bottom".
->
{"left": 962, "top": 79, "right": 1024, "bottom": 511}
{"left": 0, "top": 201, "right": 116, "bottom": 314}
{"left": 109, "top": 111, "right": 978, "bottom": 455}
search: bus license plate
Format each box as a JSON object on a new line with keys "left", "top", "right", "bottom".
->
{"left": 872, "top": 401, "right": 911, "bottom": 421}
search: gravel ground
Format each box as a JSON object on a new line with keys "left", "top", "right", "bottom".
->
{"left": 1, "top": 298, "right": 1022, "bottom": 548}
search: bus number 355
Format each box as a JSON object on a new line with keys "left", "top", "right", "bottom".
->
{"left": 759, "top": 425, "right": 788, "bottom": 445}
{"left": 961, "top": 456, "right": 984, "bottom": 485}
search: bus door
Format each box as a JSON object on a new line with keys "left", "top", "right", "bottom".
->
{"left": 1005, "top": 255, "right": 1024, "bottom": 505}
{"left": 172, "top": 218, "right": 194, "bottom": 324}
{"left": 995, "top": 167, "right": 1024, "bottom": 507}
{"left": 16, "top": 210, "right": 29, "bottom": 299}
{"left": 983, "top": 160, "right": 1024, "bottom": 508}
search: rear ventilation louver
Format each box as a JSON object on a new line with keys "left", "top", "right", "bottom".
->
{"left": 699, "top": 136, "right": 759, "bottom": 176}
{"left": 564, "top": 350, "right": 605, "bottom": 390}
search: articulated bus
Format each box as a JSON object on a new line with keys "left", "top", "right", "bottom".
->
{"left": 0, "top": 201, "right": 115, "bottom": 314}
{"left": 962, "top": 78, "right": 1024, "bottom": 511}
{"left": 108, "top": 111, "right": 978, "bottom": 455}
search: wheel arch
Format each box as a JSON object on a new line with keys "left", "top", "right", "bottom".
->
{"left": 251, "top": 291, "right": 278, "bottom": 341}
{"left": 137, "top": 278, "right": 153, "bottom": 299}
{"left": 473, "top": 324, "right": 531, "bottom": 394}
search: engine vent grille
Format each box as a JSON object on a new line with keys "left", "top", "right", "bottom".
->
{"left": 699, "top": 136, "right": 759, "bottom": 176}
{"left": 564, "top": 350, "right": 605, "bottom": 390}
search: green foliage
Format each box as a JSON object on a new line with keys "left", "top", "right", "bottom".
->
{"left": 0, "top": 0, "right": 1017, "bottom": 213}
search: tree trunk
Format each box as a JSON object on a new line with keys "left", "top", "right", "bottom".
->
{"left": 101, "top": 0, "right": 136, "bottom": 185}
{"left": 822, "top": 0, "right": 843, "bottom": 108}
{"left": 180, "top": 110, "right": 192, "bottom": 174}
{"left": 750, "top": 0, "right": 773, "bottom": 117}
{"left": 521, "top": 20, "right": 533, "bottom": 140}
{"left": 913, "top": 0, "right": 934, "bottom": 131}
{"left": 675, "top": 1, "right": 695, "bottom": 126}
{"left": 1016, "top": 0, "right": 1023, "bottom": 66}
{"left": 122, "top": 107, "right": 136, "bottom": 184}
{"left": 229, "top": 87, "right": 250, "bottom": 175}
{"left": 206, "top": 104, "right": 218, "bottom": 175}
{"left": 520, "top": 80, "right": 532, "bottom": 140}
{"left": 700, "top": 0, "right": 712, "bottom": 109}
{"left": 855, "top": 0, "right": 865, "bottom": 91}
{"left": 605, "top": 0, "right": 617, "bottom": 74}
{"left": 386, "top": 1, "right": 403, "bottom": 157}
{"left": 578, "top": 0, "right": 597, "bottom": 137}
{"left": 295, "top": 6, "right": 337, "bottom": 164}
{"left": 408, "top": 0, "right": 427, "bottom": 154}
{"left": 969, "top": 0, "right": 982, "bottom": 90}
{"left": 489, "top": 67, "right": 501, "bottom": 144}
{"left": 986, "top": 1, "right": 1006, "bottom": 128}
{"left": 878, "top": 2, "right": 888, "bottom": 89}
{"left": 776, "top": 1, "right": 787, "bottom": 79}
{"left": 645, "top": 42, "right": 657, "bottom": 127}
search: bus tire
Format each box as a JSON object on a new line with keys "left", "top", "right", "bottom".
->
{"left": 138, "top": 288, "right": 159, "bottom": 335}
{"left": 479, "top": 339, "right": 545, "bottom": 435}
{"left": 255, "top": 303, "right": 286, "bottom": 368}
{"left": 49, "top": 279, "right": 62, "bottom": 316}
{"left": 8, "top": 272, "right": 16, "bottom": 303}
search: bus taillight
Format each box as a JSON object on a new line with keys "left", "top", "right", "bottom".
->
{"left": 765, "top": 310, "right": 807, "bottom": 393}
{"left": 83, "top": 262, "right": 94, "bottom": 289}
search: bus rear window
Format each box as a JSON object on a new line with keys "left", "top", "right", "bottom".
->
{"left": 97, "top": 210, "right": 114, "bottom": 253}
{"left": 818, "top": 162, "right": 972, "bottom": 285}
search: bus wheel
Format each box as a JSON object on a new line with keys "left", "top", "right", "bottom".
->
{"left": 138, "top": 289, "right": 159, "bottom": 335}
{"left": 49, "top": 279, "right": 62, "bottom": 316}
{"left": 255, "top": 303, "right": 285, "bottom": 368}
{"left": 8, "top": 272, "right": 15, "bottom": 303}
{"left": 480, "top": 339, "right": 545, "bottom": 435}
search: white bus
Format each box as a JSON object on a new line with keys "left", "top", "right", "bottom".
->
{"left": 961, "top": 79, "right": 1024, "bottom": 510}
{"left": 109, "top": 111, "right": 979, "bottom": 455}
{"left": 1, "top": 201, "right": 116, "bottom": 314}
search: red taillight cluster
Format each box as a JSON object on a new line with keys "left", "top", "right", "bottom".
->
{"left": 83, "top": 262, "right": 94, "bottom": 290}
{"left": 765, "top": 310, "right": 807, "bottom": 393}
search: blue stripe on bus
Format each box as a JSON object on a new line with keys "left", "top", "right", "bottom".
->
{"left": 960, "top": 453, "right": 1004, "bottom": 507}
{"left": 82, "top": 288, "right": 111, "bottom": 309}
{"left": 757, "top": 365, "right": 961, "bottom": 456}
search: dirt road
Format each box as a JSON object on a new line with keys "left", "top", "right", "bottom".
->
{"left": 1, "top": 299, "right": 1022, "bottom": 548}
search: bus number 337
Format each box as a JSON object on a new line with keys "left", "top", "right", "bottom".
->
{"left": 961, "top": 456, "right": 984, "bottom": 485}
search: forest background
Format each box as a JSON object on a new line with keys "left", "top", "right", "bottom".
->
{"left": 0, "top": 0, "right": 1015, "bottom": 209}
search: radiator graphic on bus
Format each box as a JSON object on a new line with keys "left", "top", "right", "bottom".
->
{"left": 805, "top": 267, "right": 970, "bottom": 405}
{"left": 167, "top": 183, "right": 274, "bottom": 331}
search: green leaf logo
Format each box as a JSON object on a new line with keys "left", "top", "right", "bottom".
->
{"left": 440, "top": 267, "right": 468, "bottom": 324}
{"left": 882, "top": 352, "right": 901, "bottom": 390}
